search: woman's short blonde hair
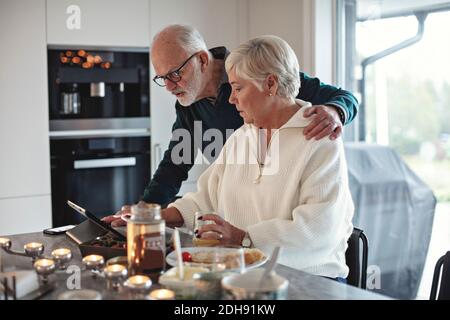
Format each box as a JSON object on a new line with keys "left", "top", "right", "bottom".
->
{"left": 225, "top": 35, "right": 300, "bottom": 99}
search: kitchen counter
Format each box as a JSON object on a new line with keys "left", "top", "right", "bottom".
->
{"left": 0, "top": 231, "right": 390, "bottom": 300}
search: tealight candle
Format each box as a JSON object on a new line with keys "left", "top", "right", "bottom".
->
{"left": 82, "top": 255, "right": 105, "bottom": 277}
{"left": 34, "top": 258, "right": 56, "bottom": 283}
{"left": 0, "top": 237, "right": 11, "bottom": 249}
{"left": 51, "top": 248, "right": 72, "bottom": 270}
{"left": 24, "top": 242, "right": 44, "bottom": 261}
{"left": 147, "top": 289, "right": 175, "bottom": 300}
{"left": 124, "top": 275, "right": 152, "bottom": 296}
{"left": 104, "top": 264, "right": 128, "bottom": 290}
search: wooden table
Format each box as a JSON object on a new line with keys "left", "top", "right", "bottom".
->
{"left": 1, "top": 231, "right": 390, "bottom": 300}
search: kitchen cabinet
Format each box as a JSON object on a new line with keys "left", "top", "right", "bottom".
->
{"left": 0, "top": 196, "right": 52, "bottom": 235}
{"left": 0, "top": 0, "right": 52, "bottom": 235}
{"left": 46, "top": 0, "right": 149, "bottom": 48}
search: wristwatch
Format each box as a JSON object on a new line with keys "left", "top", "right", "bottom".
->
{"left": 241, "top": 232, "right": 253, "bottom": 248}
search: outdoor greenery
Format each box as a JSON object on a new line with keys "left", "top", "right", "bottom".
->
{"left": 357, "top": 11, "right": 450, "bottom": 203}
{"left": 366, "top": 75, "right": 450, "bottom": 201}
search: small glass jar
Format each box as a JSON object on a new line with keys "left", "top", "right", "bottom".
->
{"left": 127, "top": 201, "right": 166, "bottom": 280}
{"left": 193, "top": 211, "right": 221, "bottom": 247}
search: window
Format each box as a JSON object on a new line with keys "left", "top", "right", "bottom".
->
{"left": 340, "top": 0, "right": 450, "bottom": 299}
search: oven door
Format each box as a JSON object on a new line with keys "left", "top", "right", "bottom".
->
{"left": 50, "top": 137, "right": 150, "bottom": 227}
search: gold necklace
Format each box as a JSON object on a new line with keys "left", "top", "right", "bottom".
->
{"left": 253, "top": 128, "right": 268, "bottom": 184}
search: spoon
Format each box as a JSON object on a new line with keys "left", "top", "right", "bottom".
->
{"left": 259, "top": 246, "right": 280, "bottom": 289}
{"left": 173, "top": 228, "right": 184, "bottom": 281}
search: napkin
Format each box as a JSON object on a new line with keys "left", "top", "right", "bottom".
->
{"left": 0, "top": 270, "right": 40, "bottom": 300}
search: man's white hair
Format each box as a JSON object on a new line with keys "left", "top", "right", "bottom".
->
{"left": 225, "top": 35, "right": 300, "bottom": 99}
{"left": 152, "top": 24, "right": 209, "bottom": 55}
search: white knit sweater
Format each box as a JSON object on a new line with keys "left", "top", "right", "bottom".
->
{"left": 169, "top": 100, "right": 354, "bottom": 278}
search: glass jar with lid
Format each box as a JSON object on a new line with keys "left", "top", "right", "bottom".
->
{"left": 127, "top": 201, "right": 166, "bottom": 280}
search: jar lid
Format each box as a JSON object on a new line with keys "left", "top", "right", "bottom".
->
{"left": 130, "top": 201, "right": 161, "bottom": 221}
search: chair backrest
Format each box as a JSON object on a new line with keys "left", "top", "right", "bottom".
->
{"left": 345, "top": 227, "right": 369, "bottom": 289}
{"left": 430, "top": 251, "right": 450, "bottom": 300}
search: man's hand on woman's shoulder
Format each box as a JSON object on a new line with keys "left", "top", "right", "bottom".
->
{"left": 303, "top": 105, "right": 343, "bottom": 140}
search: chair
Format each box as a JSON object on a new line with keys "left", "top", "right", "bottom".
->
{"left": 430, "top": 251, "right": 450, "bottom": 300}
{"left": 345, "top": 227, "right": 369, "bottom": 289}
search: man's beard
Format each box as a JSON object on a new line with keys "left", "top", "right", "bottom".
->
{"left": 176, "top": 67, "right": 203, "bottom": 107}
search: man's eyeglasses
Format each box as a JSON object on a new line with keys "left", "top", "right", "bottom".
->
{"left": 153, "top": 52, "right": 199, "bottom": 87}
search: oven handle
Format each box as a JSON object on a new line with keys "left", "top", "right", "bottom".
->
{"left": 74, "top": 157, "right": 136, "bottom": 169}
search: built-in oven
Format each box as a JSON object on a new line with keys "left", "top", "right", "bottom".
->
{"left": 48, "top": 48, "right": 151, "bottom": 227}
{"left": 50, "top": 120, "right": 150, "bottom": 226}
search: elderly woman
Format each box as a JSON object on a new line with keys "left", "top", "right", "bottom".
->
{"left": 159, "top": 35, "right": 354, "bottom": 279}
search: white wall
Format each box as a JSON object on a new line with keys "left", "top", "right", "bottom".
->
{"left": 247, "top": 0, "right": 313, "bottom": 73}
{"left": 47, "top": 0, "right": 150, "bottom": 48}
{"left": 247, "top": 0, "right": 335, "bottom": 81}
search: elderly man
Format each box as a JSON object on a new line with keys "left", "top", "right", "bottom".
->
{"left": 103, "top": 24, "right": 358, "bottom": 226}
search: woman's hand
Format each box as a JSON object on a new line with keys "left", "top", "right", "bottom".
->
{"left": 196, "top": 214, "right": 246, "bottom": 246}
{"left": 101, "top": 205, "right": 131, "bottom": 227}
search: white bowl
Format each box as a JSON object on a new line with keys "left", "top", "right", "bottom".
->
{"left": 159, "top": 266, "right": 209, "bottom": 299}
{"left": 221, "top": 268, "right": 289, "bottom": 300}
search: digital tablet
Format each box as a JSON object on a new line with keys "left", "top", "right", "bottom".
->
{"left": 67, "top": 200, "right": 126, "bottom": 241}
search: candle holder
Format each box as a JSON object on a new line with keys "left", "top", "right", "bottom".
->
{"left": 147, "top": 288, "right": 175, "bottom": 300}
{"left": 33, "top": 258, "right": 56, "bottom": 284}
{"left": 0, "top": 275, "right": 17, "bottom": 300}
{"left": 82, "top": 255, "right": 105, "bottom": 278}
{"left": 0, "top": 239, "right": 45, "bottom": 265}
{"left": 0, "top": 237, "right": 12, "bottom": 250}
{"left": 1, "top": 238, "right": 40, "bottom": 263}
{"left": 104, "top": 264, "right": 128, "bottom": 290}
{"left": 0, "top": 237, "right": 12, "bottom": 273}
{"left": 24, "top": 242, "right": 45, "bottom": 263}
{"left": 51, "top": 248, "right": 72, "bottom": 270}
{"left": 123, "top": 275, "right": 152, "bottom": 299}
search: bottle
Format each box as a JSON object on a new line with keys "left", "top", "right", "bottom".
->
{"left": 127, "top": 201, "right": 166, "bottom": 281}
{"left": 77, "top": 50, "right": 87, "bottom": 58}
{"left": 93, "top": 55, "right": 103, "bottom": 64}
{"left": 100, "top": 61, "right": 112, "bottom": 69}
{"left": 71, "top": 56, "right": 81, "bottom": 66}
{"left": 82, "top": 62, "right": 94, "bottom": 69}
{"left": 86, "top": 54, "right": 95, "bottom": 64}
{"left": 60, "top": 56, "right": 70, "bottom": 64}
